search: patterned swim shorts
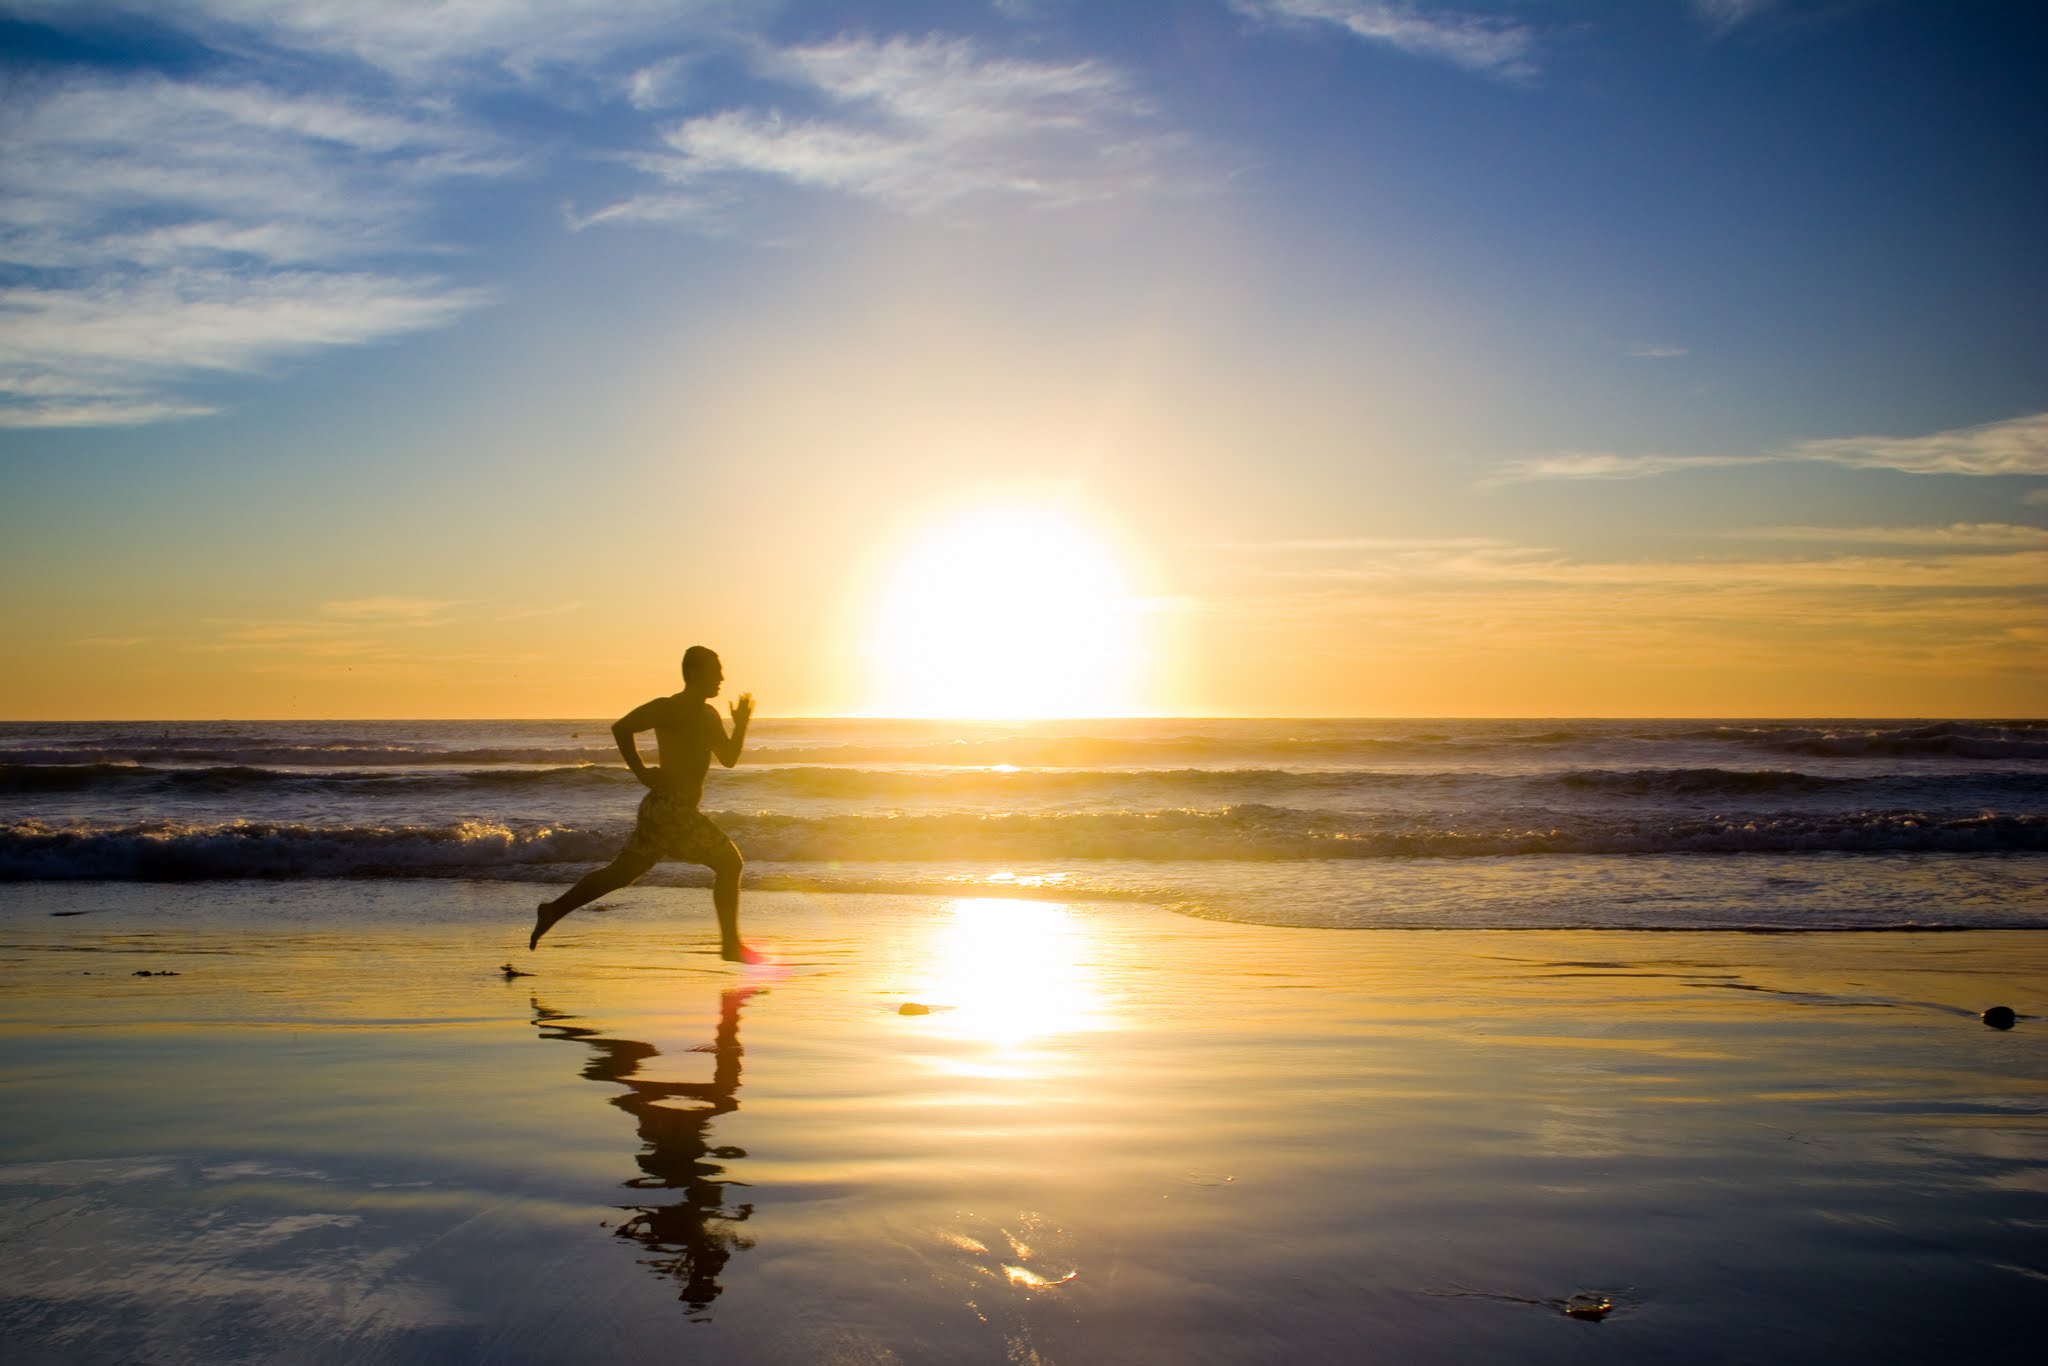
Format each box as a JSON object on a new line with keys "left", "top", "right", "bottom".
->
{"left": 621, "top": 790, "right": 740, "bottom": 867}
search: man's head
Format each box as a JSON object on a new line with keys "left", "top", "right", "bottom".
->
{"left": 681, "top": 645, "right": 723, "bottom": 695}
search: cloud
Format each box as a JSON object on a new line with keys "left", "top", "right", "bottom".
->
{"left": 1696, "top": 0, "right": 1778, "bottom": 37}
{"left": 1492, "top": 410, "right": 2048, "bottom": 483}
{"left": 0, "top": 398, "right": 217, "bottom": 430}
{"left": 0, "top": 73, "right": 502, "bottom": 427}
{"left": 5, "top": 9, "right": 1200, "bottom": 414}
{"left": 1224, "top": 535, "right": 1503, "bottom": 552}
{"left": 1787, "top": 411, "right": 2048, "bottom": 477}
{"left": 1231, "top": 0, "right": 1535, "bottom": 78}
{"left": 191, "top": 597, "right": 461, "bottom": 658}
{"left": 496, "top": 600, "right": 584, "bottom": 622}
{"left": 0, "top": 1157, "right": 463, "bottom": 1353}
{"left": 1628, "top": 342, "right": 1688, "bottom": 359}
{"left": 1230, "top": 531, "right": 2048, "bottom": 591}
{"left": 1725, "top": 523, "right": 2048, "bottom": 549}
{"left": 0, "top": 0, "right": 750, "bottom": 85}
{"left": 1209, "top": 533, "right": 2048, "bottom": 682}
{"left": 991, "top": 0, "right": 1074, "bottom": 18}
{"left": 584, "top": 33, "right": 1188, "bottom": 225}
{"left": 625, "top": 55, "right": 696, "bottom": 110}
{"left": 321, "top": 596, "right": 462, "bottom": 624}
{"left": 1488, "top": 450, "right": 1766, "bottom": 483}
{"left": 0, "top": 270, "right": 491, "bottom": 426}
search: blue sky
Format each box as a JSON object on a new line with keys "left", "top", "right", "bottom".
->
{"left": 2, "top": 1, "right": 2044, "bottom": 717}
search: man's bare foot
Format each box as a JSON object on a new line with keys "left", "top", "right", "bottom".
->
{"left": 721, "top": 941, "right": 768, "bottom": 965}
{"left": 531, "top": 899, "right": 573, "bottom": 951}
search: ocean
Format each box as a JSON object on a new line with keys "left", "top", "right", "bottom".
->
{"left": 3, "top": 718, "right": 2044, "bottom": 931}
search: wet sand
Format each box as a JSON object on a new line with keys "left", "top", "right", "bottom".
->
{"left": 2, "top": 881, "right": 2045, "bottom": 1363}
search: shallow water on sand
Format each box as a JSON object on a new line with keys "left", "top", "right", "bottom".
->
{"left": 2, "top": 883, "right": 2045, "bottom": 1363}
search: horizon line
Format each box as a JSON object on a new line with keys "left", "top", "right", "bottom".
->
{"left": 2, "top": 713, "right": 2039, "bottom": 724}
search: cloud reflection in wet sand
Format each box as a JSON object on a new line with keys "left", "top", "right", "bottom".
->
{"left": 0, "top": 1158, "right": 463, "bottom": 1358}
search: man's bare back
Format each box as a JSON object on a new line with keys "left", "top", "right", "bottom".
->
{"left": 529, "top": 647, "right": 758, "bottom": 960}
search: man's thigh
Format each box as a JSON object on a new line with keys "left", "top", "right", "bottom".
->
{"left": 673, "top": 812, "right": 741, "bottom": 872}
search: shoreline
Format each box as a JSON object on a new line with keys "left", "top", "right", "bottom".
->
{"left": 3, "top": 882, "right": 2045, "bottom": 1363}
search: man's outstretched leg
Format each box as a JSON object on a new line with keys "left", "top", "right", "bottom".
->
{"left": 532, "top": 849, "right": 657, "bottom": 950}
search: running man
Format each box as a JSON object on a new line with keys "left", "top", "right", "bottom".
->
{"left": 530, "top": 646, "right": 759, "bottom": 961}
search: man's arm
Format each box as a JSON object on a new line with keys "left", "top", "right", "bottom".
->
{"left": 613, "top": 698, "right": 666, "bottom": 787}
{"left": 710, "top": 692, "right": 753, "bottom": 768}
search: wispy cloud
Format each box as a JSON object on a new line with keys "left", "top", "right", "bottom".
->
{"left": 1787, "top": 411, "right": 2048, "bottom": 477}
{"left": 1488, "top": 451, "right": 1765, "bottom": 482}
{"left": 625, "top": 55, "right": 696, "bottom": 111}
{"left": 0, "top": 0, "right": 750, "bottom": 85}
{"left": 1209, "top": 533, "right": 2048, "bottom": 682}
{"left": 1228, "top": 529, "right": 2048, "bottom": 591}
{"left": 1231, "top": 0, "right": 1536, "bottom": 79}
{"left": 1492, "top": 410, "right": 2048, "bottom": 483}
{"left": 320, "top": 596, "right": 462, "bottom": 624}
{"left": 496, "top": 600, "right": 584, "bottom": 622}
{"left": 189, "top": 598, "right": 535, "bottom": 679}
{"left": 1696, "top": 0, "right": 1779, "bottom": 38}
{"left": 1223, "top": 535, "right": 1502, "bottom": 552}
{"left": 0, "top": 73, "right": 502, "bottom": 426}
{"left": 4, "top": 7, "right": 1199, "bottom": 417}
{"left": 1725, "top": 522, "right": 2048, "bottom": 549}
{"left": 1628, "top": 342, "right": 1688, "bottom": 359}
{"left": 584, "top": 34, "right": 1185, "bottom": 227}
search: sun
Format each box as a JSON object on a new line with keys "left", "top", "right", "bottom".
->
{"left": 867, "top": 506, "right": 1146, "bottom": 718}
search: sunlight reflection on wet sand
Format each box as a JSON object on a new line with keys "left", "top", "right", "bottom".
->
{"left": 915, "top": 897, "right": 1107, "bottom": 1049}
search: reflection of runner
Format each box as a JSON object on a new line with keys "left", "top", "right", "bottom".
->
{"left": 533, "top": 986, "right": 756, "bottom": 1316}
{"left": 530, "top": 646, "right": 759, "bottom": 961}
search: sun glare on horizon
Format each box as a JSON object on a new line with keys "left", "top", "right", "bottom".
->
{"left": 867, "top": 506, "right": 1147, "bottom": 718}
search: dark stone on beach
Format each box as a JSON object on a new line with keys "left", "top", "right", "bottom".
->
{"left": 899, "top": 1002, "right": 930, "bottom": 1015}
{"left": 1982, "top": 1005, "right": 2017, "bottom": 1030}
{"left": 132, "top": 970, "right": 180, "bottom": 977}
{"left": 1562, "top": 1294, "right": 1613, "bottom": 1321}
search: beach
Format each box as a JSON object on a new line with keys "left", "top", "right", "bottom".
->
{"left": 3, "top": 881, "right": 2044, "bottom": 1363}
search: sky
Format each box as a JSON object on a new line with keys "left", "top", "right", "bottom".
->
{"left": 1, "top": 0, "right": 2044, "bottom": 719}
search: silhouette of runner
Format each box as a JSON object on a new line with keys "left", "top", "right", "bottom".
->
{"left": 530, "top": 646, "right": 760, "bottom": 961}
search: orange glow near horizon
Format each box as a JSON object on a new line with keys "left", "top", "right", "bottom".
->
{"left": 865, "top": 506, "right": 1149, "bottom": 718}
